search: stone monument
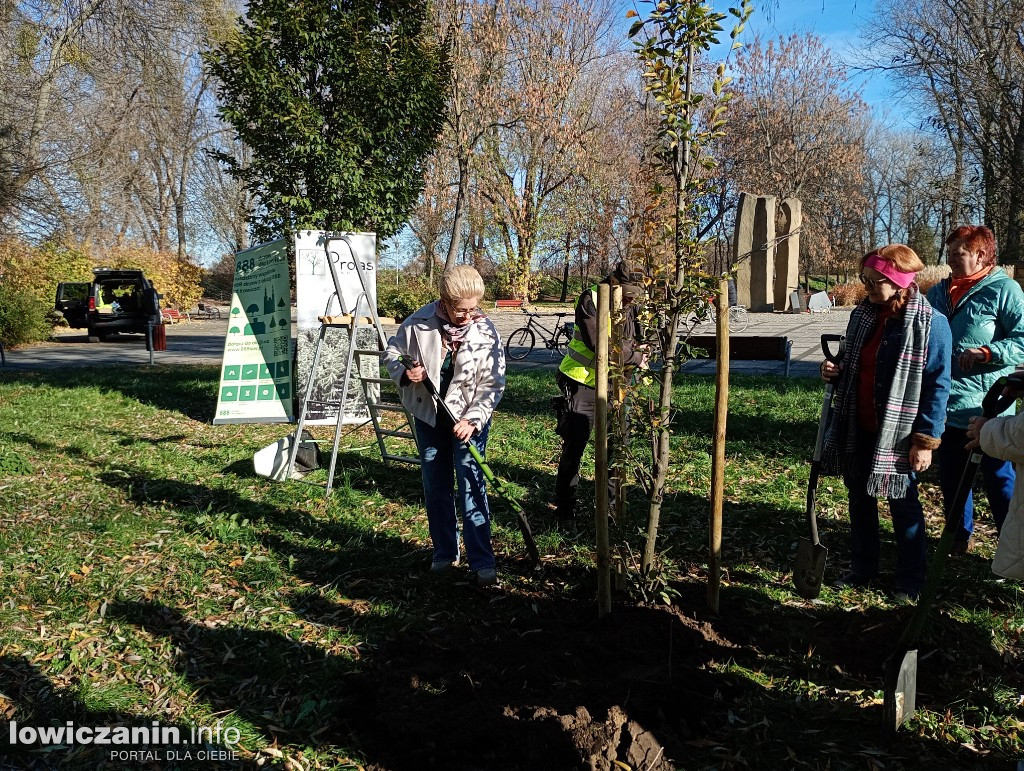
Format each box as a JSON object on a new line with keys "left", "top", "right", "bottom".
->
{"left": 774, "top": 198, "right": 802, "bottom": 311}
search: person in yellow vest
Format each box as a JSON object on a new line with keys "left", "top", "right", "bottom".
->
{"left": 554, "top": 261, "right": 647, "bottom": 520}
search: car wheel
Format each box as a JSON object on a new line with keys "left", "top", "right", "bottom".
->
{"left": 87, "top": 328, "right": 104, "bottom": 343}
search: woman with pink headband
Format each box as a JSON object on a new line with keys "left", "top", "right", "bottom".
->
{"left": 820, "top": 244, "right": 952, "bottom": 601}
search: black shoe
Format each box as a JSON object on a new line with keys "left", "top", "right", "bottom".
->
{"left": 554, "top": 503, "right": 576, "bottom": 519}
{"left": 833, "top": 571, "right": 872, "bottom": 589}
{"left": 951, "top": 537, "right": 973, "bottom": 555}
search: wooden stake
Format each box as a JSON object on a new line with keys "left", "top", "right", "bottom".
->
{"left": 611, "top": 286, "right": 625, "bottom": 525}
{"left": 708, "top": 278, "right": 729, "bottom": 613}
{"left": 596, "top": 283, "right": 612, "bottom": 618}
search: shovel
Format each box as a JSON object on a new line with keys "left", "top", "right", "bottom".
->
{"left": 397, "top": 354, "right": 541, "bottom": 566}
{"left": 793, "top": 334, "right": 845, "bottom": 599}
{"left": 882, "top": 376, "right": 1019, "bottom": 730}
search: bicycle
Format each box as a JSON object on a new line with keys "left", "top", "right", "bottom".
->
{"left": 505, "top": 309, "right": 573, "bottom": 360}
{"left": 706, "top": 301, "right": 749, "bottom": 332}
{"left": 684, "top": 295, "right": 749, "bottom": 333}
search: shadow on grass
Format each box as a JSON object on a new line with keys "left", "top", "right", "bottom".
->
{"left": 0, "top": 430, "right": 90, "bottom": 460}
{"left": 0, "top": 655, "right": 254, "bottom": 770}
{"left": 80, "top": 462, "right": 1019, "bottom": 768}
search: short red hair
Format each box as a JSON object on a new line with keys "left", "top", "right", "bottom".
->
{"left": 945, "top": 225, "right": 997, "bottom": 267}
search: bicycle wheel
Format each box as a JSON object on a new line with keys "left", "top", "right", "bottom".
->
{"left": 729, "top": 306, "right": 749, "bottom": 332}
{"left": 553, "top": 324, "right": 572, "bottom": 355}
{"left": 505, "top": 327, "right": 535, "bottom": 360}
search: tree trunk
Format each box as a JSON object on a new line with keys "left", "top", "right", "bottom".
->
{"left": 445, "top": 154, "right": 470, "bottom": 271}
{"left": 1003, "top": 112, "right": 1024, "bottom": 263}
{"left": 560, "top": 228, "right": 571, "bottom": 302}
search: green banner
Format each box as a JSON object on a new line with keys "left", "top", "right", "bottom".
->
{"left": 213, "top": 240, "right": 294, "bottom": 425}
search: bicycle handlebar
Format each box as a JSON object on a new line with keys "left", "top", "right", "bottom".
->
{"left": 520, "top": 309, "right": 569, "bottom": 318}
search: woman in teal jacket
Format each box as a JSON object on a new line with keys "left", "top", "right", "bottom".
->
{"left": 926, "top": 225, "right": 1024, "bottom": 552}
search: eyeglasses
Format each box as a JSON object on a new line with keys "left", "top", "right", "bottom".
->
{"left": 859, "top": 274, "right": 889, "bottom": 289}
{"left": 444, "top": 299, "right": 478, "bottom": 317}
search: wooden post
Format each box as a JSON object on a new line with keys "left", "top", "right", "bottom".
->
{"left": 596, "top": 283, "right": 612, "bottom": 618}
{"left": 708, "top": 277, "right": 729, "bottom": 613}
{"left": 611, "top": 287, "right": 626, "bottom": 583}
{"left": 611, "top": 286, "right": 625, "bottom": 525}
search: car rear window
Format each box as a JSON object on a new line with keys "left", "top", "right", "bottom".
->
{"left": 61, "top": 284, "right": 89, "bottom": 301}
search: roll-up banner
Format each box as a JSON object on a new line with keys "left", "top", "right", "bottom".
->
{"left": 293, "top": 231, "right": 378, "bottom": 425}
{"left": 213, "top": 239, "right": 294, "bottom": 425}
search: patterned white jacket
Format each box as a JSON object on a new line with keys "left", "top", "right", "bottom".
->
{"left": 384, "top": 302, "right": 506, "bottom": 429}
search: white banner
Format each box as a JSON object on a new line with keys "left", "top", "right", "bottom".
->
{"left": 294, "top": 231, "right": 378, "bottom": 425}
{"left": 212, "top": 239, "right": 293, "bottom": 425}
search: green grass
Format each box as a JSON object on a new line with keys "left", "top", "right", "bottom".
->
{"left": 0, "top": 365, "right": 1021, "bottom": 768}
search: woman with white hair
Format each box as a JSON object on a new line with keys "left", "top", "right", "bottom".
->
{"left": 385, "top": 266, "right": 506, "bottom": 587}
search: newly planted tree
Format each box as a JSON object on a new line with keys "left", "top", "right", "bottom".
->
{"left": 628, "top": 0, "right": 752, "bottom": 578}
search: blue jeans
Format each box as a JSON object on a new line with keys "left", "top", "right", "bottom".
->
{"left": 843, "top": 439, "right": 927, "bottom": 593}
{"left": 415, "top": 416, "right": 495, "bottom": 572}
{"left": 939, "top": 426, "right": 1014, "bottom": 541}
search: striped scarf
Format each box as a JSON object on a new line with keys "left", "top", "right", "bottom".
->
{"left": 820, "top": 285, "right": 933, "bottom": 498}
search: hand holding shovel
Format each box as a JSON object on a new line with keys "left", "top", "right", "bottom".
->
{"left": 793, "top": 334, "right": 845, "bottom": 599}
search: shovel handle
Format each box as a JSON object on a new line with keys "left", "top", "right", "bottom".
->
{"left": 821, "top": 334, "right": 845, "bottom": 365}
{"left": 981, "top": 374, "right": 1019, "bottom": 419}
{"left": 889, "top": 376, "right": 1016, "bottom": 662}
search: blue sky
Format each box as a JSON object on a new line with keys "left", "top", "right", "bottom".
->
{"left": 621, "top": 0, "right": 909, "bottom": 123}
{"left": 742, "top": 1, "right": 893, "bottom": 106}
{"left": 718, "top": 0, "right": 912, "bottom": 121}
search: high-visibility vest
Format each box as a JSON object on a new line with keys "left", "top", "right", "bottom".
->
{"left": 559, "top": 287, "right": 600, "bottom": 387}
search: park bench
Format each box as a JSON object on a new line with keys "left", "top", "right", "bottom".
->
{"left": 683, "top": 334, "right": 793, "bottom": 377}
{"left": 161, "top": 308, "right": 189, "bottom": 324}
{"left": 195, "top": 302, "right": 222, "bottom": 320}
{"left": 494, "top": 299, "right": 525, "bottom": 310}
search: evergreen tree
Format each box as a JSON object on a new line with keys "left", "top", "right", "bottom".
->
{"left": 206, "top": 0, "right": 449, "bottom": 241}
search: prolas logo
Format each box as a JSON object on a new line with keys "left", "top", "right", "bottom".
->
{"left": 327, "top": 251, "right": 375, "bottom": 271}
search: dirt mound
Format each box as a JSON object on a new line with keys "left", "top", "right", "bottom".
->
{"left": 339, "top": 598, "right": 746, "bottom": 770}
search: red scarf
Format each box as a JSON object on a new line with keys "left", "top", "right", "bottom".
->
{"left": 949, "top": 265, "right": 992, "bottom": 309}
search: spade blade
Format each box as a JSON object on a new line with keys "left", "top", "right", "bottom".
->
{"left": 883, "top": 649, "right": 918, "bottom": 731}
{"left": 793, "top": 537, "right": 827, "bottom": 599}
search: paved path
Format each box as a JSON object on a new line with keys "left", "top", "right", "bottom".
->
{"left": 1, "top": 309, "right": 852, "bottom": 378}
{"left": 0, "top": 319, "right": 231, "bottom": 370}
{"left": 487, "top": 308, "right": 851, "bottom": 378}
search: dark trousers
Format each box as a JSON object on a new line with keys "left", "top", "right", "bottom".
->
{"left": 938, "top": 426, "right": 1014, "bottom": 541}
{"left": 843, "top": 437, "right": 927, "bottom": 593}
{"left": 554, "top": 372, "right": 617, "bottom": 517}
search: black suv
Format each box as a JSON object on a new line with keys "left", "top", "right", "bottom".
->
{"left": 55, "top": 268, "right": 161, "bottom": 342}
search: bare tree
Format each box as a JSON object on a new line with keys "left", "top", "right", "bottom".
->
{"left": 1, "top": 0, "right": 237, "bottom": 260}
{"left": 721, "top": 33, "right": 871, "bottom": 281}
{"left": 865, "top": 0, "right": 1024, "bottom": 260}
{"left": 434, "top": 0, "right": 515, "bottom": 272}
{"left": 479, "top": 0, "right": 621, "bottom": 298}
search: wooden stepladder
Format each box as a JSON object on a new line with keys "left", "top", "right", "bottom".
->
{"left": 286, "top": 234, "right": 419, "bottom": 493}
